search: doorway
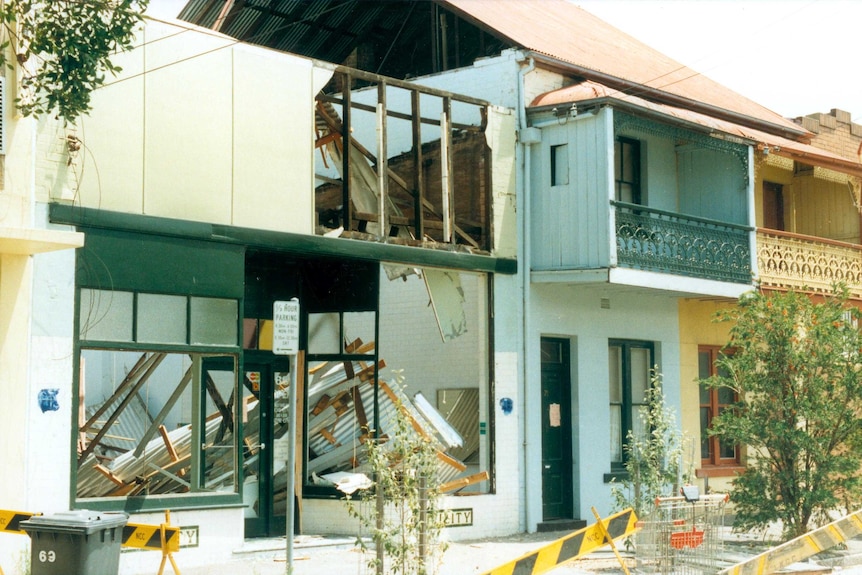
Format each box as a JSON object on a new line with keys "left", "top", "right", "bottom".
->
{"left": 763, "top": 181, "right": 785, "bottom": 231}
{"left": 241, "top": 357, "right": 293, "bottom": 538}
{"left": 540, "top": 337, "right": 574, "bottom": 522}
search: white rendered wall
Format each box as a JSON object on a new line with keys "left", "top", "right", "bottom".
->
{"left": 526, "top": 283, "right": 682, "bottom": 525}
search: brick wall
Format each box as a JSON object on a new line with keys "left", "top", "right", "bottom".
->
{"left": 793, "top": 108, "right": 862, "bottom": 161}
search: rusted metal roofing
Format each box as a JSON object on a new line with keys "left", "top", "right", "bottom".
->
{"left": 178, "top": 0, "right": 809, "bottom": 141}
{"left": 440, "top": 0, "right": 808, "bottom": 141}
{"left": 530, "top": 80, "right": 862, "bottom": 178}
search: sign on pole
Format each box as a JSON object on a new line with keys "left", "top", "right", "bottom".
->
{"left": 273, "top": 299, "right": 300, "bottom": 574}
{"left": 273, "top": 299, "right": 300, "bottom": 355}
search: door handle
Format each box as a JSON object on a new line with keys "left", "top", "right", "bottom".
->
{"left": 544, "top": 464, "right": 551, "bottom": 469}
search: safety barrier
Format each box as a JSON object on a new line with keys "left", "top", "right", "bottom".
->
{"left": 479, "top": 507, "right": 639, "bottom": 575}
{"left": 721, "top": 508, "right": 862, "bottom": 575}
{"left": 0, "top": 508, "right": 180, "bottom": 575}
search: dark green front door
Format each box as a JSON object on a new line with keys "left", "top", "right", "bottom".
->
{"left": 541, "top": 338, "right": 573, "bottom": 520}
{"left": 243, "top": 359, "right": 292, "bottom": 538}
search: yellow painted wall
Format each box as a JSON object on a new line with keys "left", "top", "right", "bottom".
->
{"left": 74, "top": 19, "right": 317, "bottom": 234}
{"left": 678, "top": 297, "right": 737, "bottom": 493}
{"left": 756, "top": 159, "right": 860, "bottom": 243}
{"left": 793, "top": 176, "right": 860, "bottom": 243}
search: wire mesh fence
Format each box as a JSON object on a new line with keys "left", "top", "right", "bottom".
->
{"left": 634, "top": 490, "right": 729, "bottom": 575}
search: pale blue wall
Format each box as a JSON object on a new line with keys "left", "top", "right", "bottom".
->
{"left": 526, "top": 283, "right": 682, "bottom": 520}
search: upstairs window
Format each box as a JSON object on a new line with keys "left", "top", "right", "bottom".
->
{"left": 615, "top": 137, "right": 641, "bottom": 205}
{"left": 551, "top": 144, "right": 569, "bottom": 186}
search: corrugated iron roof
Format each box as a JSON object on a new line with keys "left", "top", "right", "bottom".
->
{"left": 440, "top": 0, "right": 808, "bottom": 141}
{"left": 530, "top": 80, "right": 862, "bottom": 178}
{"left": 179, "top": 0, "right": 809, "bottom": 141}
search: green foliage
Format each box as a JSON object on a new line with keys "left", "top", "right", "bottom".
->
{"left": 0, "top": 0, "right": 148, "bottom": 124}
{"left": 611, "top": 368, "right": 686, "bottom": 520}
{"left": 706, "top": 287, "right": 862, "bottom": 539}
{"left": 345, "top": 377, "right": 448, "bottom": 575}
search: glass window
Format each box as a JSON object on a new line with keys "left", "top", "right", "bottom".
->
{"left": 698, "top": 346, "right": 739, "bottom": 466}
{"left": 551, "top": 144, "right": 568, "bottom": 186}
{"left": 137, "top": 293, "right": 187, "bottom": 344}
{"left": 615, "top": 137, "right": 641, "bottom": 204}
{"left": 191, "top": 297, "right": 238, "bottom": 346}
{"left": 79, "top": 290, "right": 239, "bottom": 348}
{"left": 79, "top": 289, "right": 133, "bottom": 342}
{"left": 308, "top": 312, "right": 340, "bottom": 354}
{"left": 608, "top": 339, "right": 654, "bottom": 470}
{"left": 76, "top": 350, "right": 238, "bottom": 499}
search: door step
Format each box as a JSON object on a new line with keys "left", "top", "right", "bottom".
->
{"left": 537, "top": 519, "right": 587, "bottom": 533}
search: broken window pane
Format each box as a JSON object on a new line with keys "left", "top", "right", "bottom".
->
{"left": 306, "top": 266, "right": 490, "bottom": 495}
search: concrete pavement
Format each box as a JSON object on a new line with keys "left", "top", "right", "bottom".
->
{"left": 166, "top": 526, "right": 862, "bottom": 575}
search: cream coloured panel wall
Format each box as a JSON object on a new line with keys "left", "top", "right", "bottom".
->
{"left": 74, "top": 25, "right": 146, "bottom": 213}
{"left": 74, "top": 19, "right": 319, "bottom": 233}
{"left": 143, "top": 23, "right": 234, "bottom": 223}
{"left": 231, "top": 47, "right": 314, "bottom": 233}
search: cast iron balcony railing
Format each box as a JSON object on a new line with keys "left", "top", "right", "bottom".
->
{"left": 757, "top": 229, "right": 862, "bottom": 298}
{"left": 614, "top": 201, "right": 752, "bottom": 284}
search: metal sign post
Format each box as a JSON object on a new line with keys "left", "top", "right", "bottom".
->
{"left": 273, "top": 298, "right": 300, "bottom": 575}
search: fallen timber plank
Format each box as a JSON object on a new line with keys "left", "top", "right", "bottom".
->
{"left": 440, "top": 470, "right": 490, "bottom": 493}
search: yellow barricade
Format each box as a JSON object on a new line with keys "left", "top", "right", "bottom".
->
{"left": 123, "top": 522, "right": 180, "bottom": 552}
{"left": 0, "top": 510, "right": 36, "bottom": 535}
{"left": 721, "top": 508, "right": 862, "bottom": 575}
{"left": 480, "top": 507, "right": 639, "bottom": 575}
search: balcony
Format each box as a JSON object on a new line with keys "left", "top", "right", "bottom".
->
{"left": 614, "top": 201, "right": 752, "bottom": 284}
{"left": 757, "top": 229, "right": 862, "bottom": 298}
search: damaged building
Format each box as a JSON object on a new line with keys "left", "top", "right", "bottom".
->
{"left": 4, "top": 1, "right": 861, "bottom": 574}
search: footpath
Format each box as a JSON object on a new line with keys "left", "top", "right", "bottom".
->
{"left": 174, "top": 527, "right": 862, "bottom": 575}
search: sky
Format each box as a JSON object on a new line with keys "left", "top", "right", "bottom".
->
{"left": 146, "top": 0, "right": 862, "bottom": 123}
{"left": 575, "top": 0, "right": 862, "bottom": 122}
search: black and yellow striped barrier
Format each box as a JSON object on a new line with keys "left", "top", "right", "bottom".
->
{"left": 123, "top": 522, "right": 180, "bottom": 552}
{"left": 479, "top": 507, "right": 639, "bottom": 575}
{"left": 1, "top": 508, "right": 181, "bottom": 575}
{"left": 0, "top": 510, "right": 36, "bottom": 535}
{"left": 721, "top": 508, "right": 862, "bottom": 575}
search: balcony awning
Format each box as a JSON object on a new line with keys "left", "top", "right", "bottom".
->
{"left": 530, "top": 81, "right": 862, "bottom": 179}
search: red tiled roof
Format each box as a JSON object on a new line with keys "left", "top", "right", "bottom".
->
{"left": 442, "top": 0, "right": 807, "bottom": 139}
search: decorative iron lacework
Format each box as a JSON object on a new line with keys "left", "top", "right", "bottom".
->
{"left": 613, "top": 111, "right": 749, "bottom": 182}
{"left": 614, "top": 202, "right": 752, "bottom": 284}
{"left": 757, "top": 230, "right": 862, "bottom": 297}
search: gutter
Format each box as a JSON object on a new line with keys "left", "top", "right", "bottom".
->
{"left": 517, "top": 55, "right": 535, "bottom": 533}
{"left": 526, "top": 51, "right": 811, "bottom": 143}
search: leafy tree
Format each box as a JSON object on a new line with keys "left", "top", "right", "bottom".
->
{"left": 705, "top": 288, "right": 862, "bottom": 539}
{"left": 344, "top": 377, "right": 449, "bottom": 575}
{"left": 611, "top": 368, "right": 687, "bottom": 520}
{"left": 0, "top": 0, "right": 149, "bottom": 124}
